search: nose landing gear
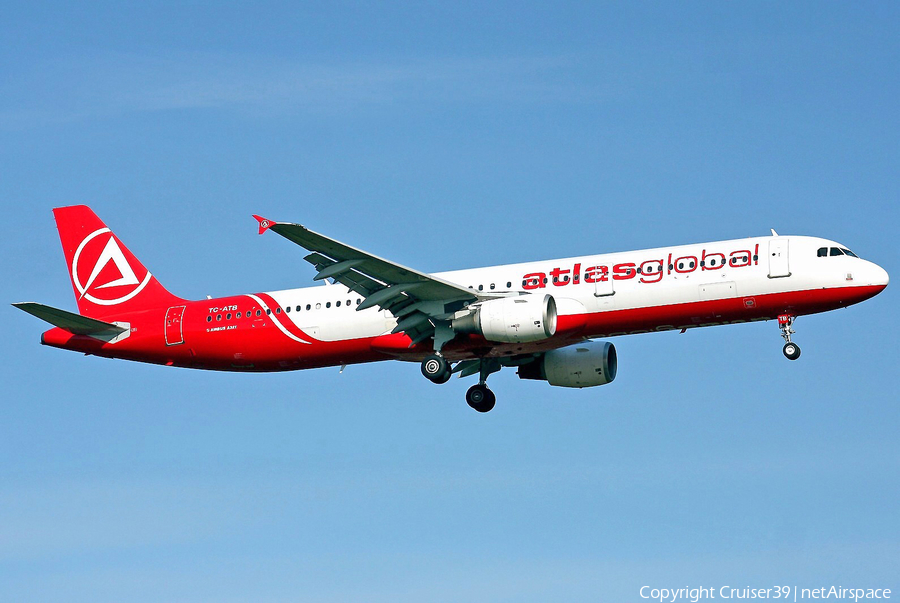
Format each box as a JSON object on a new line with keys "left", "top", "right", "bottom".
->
{"left": 778, "top": 314, "right": 801, "bottom": 360}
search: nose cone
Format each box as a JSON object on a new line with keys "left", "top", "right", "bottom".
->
{"left": 869, "top": 262, "right": 889, "bottom": 289}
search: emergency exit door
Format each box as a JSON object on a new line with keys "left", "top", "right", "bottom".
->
{"left": 768, "top": 239, "right": 791, "bottom": 278}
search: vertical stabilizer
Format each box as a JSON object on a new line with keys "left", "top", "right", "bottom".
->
{"left": 53, "top": 205, "right": 183, "bottom": 318}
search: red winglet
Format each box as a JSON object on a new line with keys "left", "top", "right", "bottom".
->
{"left": 253, "top": 215, "right": 275, "bottom": 235}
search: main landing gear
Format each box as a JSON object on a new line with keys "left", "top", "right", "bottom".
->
{"left": 465, "top": 383, "right": 496, "bottom": 413}
{"left": 421, "top": 354, "right": 451, "bottom": 384}
{"left": 420, "top": 354, "right": 498, "bottom": 412}
{"left": 778, "top": 314, "right": 801, "bottom": 360}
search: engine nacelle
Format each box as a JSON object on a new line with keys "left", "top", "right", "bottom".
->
{"left": 518, "top": 341, "right": 617, "bottom": 388}
{"left": 452, "top": 294, "right": 557, "bottom": 343}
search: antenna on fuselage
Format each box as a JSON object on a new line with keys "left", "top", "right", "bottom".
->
{"left": 770, "top": 229, "right": 779, "bottom": 237}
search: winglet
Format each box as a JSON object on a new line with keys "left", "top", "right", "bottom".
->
{"left": 253, "top": 215, "right": 276, "bottom": 235}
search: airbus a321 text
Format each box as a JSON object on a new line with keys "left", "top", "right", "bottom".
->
{"left": 15, "top": 206, "right": 889, "bottom": 412}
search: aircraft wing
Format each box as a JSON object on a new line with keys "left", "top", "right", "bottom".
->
{"left": 254, "top": 215, "right": 480, "bottom": 346}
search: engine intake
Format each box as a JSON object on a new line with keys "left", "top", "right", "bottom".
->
{"left": 452, "top": 294, "right": 557, "bottom": 343}
{"left": 518, "top": 341, "right": 617, "bottom": 388}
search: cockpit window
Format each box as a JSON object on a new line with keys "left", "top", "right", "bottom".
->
{"left": 818, "top": 246, "right": 860, "bottom": 259}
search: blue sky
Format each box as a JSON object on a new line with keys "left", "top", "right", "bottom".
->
{"left": 1, "top": 3, "right": 898, "bottom": 602}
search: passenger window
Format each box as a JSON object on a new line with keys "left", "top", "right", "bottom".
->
{"left": 817, "top": 247, "right": 828, "bottom": 257}
{"left": 266, "top": 309, "right": 271, "bottom": 315}
{"left": 336, "top": 300, "right": 341, "bottom": 307}
{"left": 315, "top": 303, "right": 321, "bottom": 310}
{"left": 346, "top": 299, "right": 351, "bottom": 306}
{"left": 478, "top": 285, "right": 483, "bottom": 291}
{"left": 326, "top": 302, "right": 331, "bottom": 308}
{"left": 256, "top": 309, "right": 261, "bottom": 317}
{"left": 830, "top": 247, "right": 843, "bottom": 256}
{"left": 206, "top": 316, "right": 212, "bottom": 323}
{"left": 275, "top": 308, "right": 281, "bottom": 314}
{"left": 226, "top": 313, "right": 231, "bottom": 320}
{"left": 285, "top": 306, "right": 290, "bottom": 313}
{"left": 490, "top": 283, "right": 495, "bottom": 290}
{"left": 216, "top": 314, "right": 222, "bottom": 321}
{"left": 506, "top": 281, "right": 512, "bottom": 288}
{"left": 306, "top": 304, "right": 311, "bottom": 311}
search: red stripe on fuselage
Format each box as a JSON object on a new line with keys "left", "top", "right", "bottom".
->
{"left": 253, "top": 292, "right": 317, "bottom": 343}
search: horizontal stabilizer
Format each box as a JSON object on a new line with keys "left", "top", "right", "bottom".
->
{"left": 12, "top": 302, "right": 127, "bottom": 335}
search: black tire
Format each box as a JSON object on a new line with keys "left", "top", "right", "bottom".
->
{"left": 466, "top": 384, "right": 496, "bottom": 413}
{"left": 783, "top": 342, "right": 801, "bottom": 361}
{"left": 432, "top": 370, "right": 452, "bottom": 384}
{"left": 421, "top": 354, "right": 450, "bottom": 383}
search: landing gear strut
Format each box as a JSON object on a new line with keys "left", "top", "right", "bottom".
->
{"left": 421, "top": 354, "right": 451, "bottom": 383}
{"left": 778, "top": 314, "right": 801, "bottom": 360}
{"left": 465, "top": 358, "right": 500, "bottom": 412}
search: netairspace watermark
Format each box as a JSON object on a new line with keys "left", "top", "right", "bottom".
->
{"left": 639, "top": 586, "right": 892, "bottom": 603}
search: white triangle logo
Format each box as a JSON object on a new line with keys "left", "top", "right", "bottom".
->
{"left": 81, "top": 237, "right": 140, "bottom": 295}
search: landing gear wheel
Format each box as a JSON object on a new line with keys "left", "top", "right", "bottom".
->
{"left": 782, "top": 342, "right": 801, "bottom": 361}
{"left": 432, "top": 370, "right": 451, "bottom": 384}
{"left": 421, "top": 354, "right": 451, "bottom": 383}
{"left": 777, "top": 314, "right": 801, "bottom": 361}
{"left": 466, "top": 384, "right": 496, "bottom": 413}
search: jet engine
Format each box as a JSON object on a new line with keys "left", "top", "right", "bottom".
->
{"left": 517, "top": 340, "right": 617, "bottom": 388}
{"left": 452, "top": 294, "right": 557, "bottom": 343}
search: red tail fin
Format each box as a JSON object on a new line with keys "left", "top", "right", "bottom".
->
{"left": 53, "top": 205, "right": 184, "bottom": 318}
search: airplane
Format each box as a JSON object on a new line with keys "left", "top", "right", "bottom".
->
{"left": 14, "top": 205, "right": 889, "bottom": 412}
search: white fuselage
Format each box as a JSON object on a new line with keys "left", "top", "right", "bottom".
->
{"left": 259, "top": 235, "right": 888, "bottom": 350}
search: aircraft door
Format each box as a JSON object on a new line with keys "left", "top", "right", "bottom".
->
{"left": 165, "top": 305, "right": 186, "bottom": 345}
{"left": 594, "top": 274, "right": 614, "bottom": 297}
{"left": 768, "top": 239, "right": 791, "bottom": 278}
{"left": 593, "top": 271, "right": 615, "bottom": 311}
